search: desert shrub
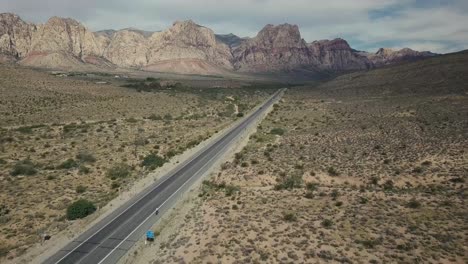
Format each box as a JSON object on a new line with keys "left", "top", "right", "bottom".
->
{"left": 234, "top": 152, "right": 244, "bottom": 160}
{"left": 141, "top": 153, "right": 166, "bottom": 170}
{"left": 412, "top": 166, "right": 423, "bottom": 173}
{"left": 76, "top": 185, "right": 87, "bottom": 193}
{"left": 407, "top": 198, "right": 421, "bottom": 209}
{"left": 383, "top": 180, "right": 395, "bottom": 190}
{"left": 331, "top": 189, "right": 340, "bottom": 200}
{"left": 107, "top": 163, "right": 131, "bottom": 179}
{"left": 359, "top": 197, "right": 368, "bottom": 204}
{"left": 78, "top": 165, "right": 91, "bottom": 175}
{"left": 0, "top": 205, "right": 10, "bottom": 217}
{"left": 251, "top": 159, "right": 259, "bottom": 165}
{"left": 305, "top": 182, "right": 318, "bottom": 191}
{"left": 201, "top": 180, "right": 239, "bottom": 197}
{"left": 236, "top": 112, "right": 244, "bottom": 117}
{"left": 57, "top": 159, "right": 78, "bottom": 169}
{"left": 0, "top": 158, "right": 6, "bottom": 166}
{"left": 125, "top": 117, "right": 138, "bottom": 123}
{"left": 275, "top": 173, "right": 303, "bottom": 190}
{"left": 15, "top": 125, "right": 45, "bottom": 134}
{"left": 304, "top": 192, "right": 315, "bottom": 199}
{"left": 147, "top": 114, "right": 162, "bottom": 121}
{"left": 327, "top": 166, "right": 339, "bottom": 176}
{"left": 225, "top": 185, "right": 240, "bottom": 196}
{"left": 186, "top": 140, "right": 200, "bottom": 149}
{"left": 76, "top": 152, "right": 96, "bottom": 163}
{"left": 370, "top": 176, "right": 379, "bottom": 185}
{"left": 163, "top": 114, "right": 173, "bottom": 121}
{"left": 232, "top": 204, "right": 239, "bottom": 210}
{"left": 166, "top": 149, "right": 178, "bottom": 158}
{"left": 63, "top": 123, "right": 90, "bottom": 134}
{"left": 321, "top": 219, "right": 333, "bottom": 228}
{"left": 270, "top": 128, "right": 285, "bottom": 136}
{"left": 356, "top": 239, "right": 381, "bottom": 249}
{"left": 111, "top": 182, "right": 121, "bottom": 189}
{"left": 335, "top": 201, "right": 343, "bottom": 206}
{"left": 317, "top": 250, "right": 334, "bottom": 260}
{"left": 421, "top": 160, "right": 432, "bottom": 166}
{"left": 66, "top": 199, "right": 96, "bottom": 220}
{"left": 283, "top": 212, "right": 297, "bottom": 222}
{"left": 240, "top": 162, "right": 249, "bottom": 167}
{"left": 10, "top": 159, "right": 37, "bottom": 176}
{"left": 122, "top": 79, "right": 161, "bottom": 92}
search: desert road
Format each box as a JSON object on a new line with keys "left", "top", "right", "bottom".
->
{"left": 44, "top": 88, "right": 285, "bottom": 264}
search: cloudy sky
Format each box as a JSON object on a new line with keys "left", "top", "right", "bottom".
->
{"left": 2, "top": 0, "right": 468, "bottom": 53}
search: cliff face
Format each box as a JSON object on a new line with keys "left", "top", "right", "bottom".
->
{"left": 308, "top": 38, "right": 372, "bottom": 71}
{"left": 0, "top": 13, "right": 438, "bottom": 75}
{"left": 232, "top": 24, "right": 312, "bottom": 72}
{"left": 145, "top": 20, "right": 233, "bottom": 70}
{"left": 29, "top": 16, "right": 102, "bottom": 57}
{"left": 0, "top": 13, "right": 35, "bottom": 59}
{"left": 103, "top": 29, "right": 149, "bottom": 67}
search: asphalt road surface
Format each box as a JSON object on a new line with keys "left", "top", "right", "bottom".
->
{"left": 44, "top": 88, "right": 284, "bottom": 264}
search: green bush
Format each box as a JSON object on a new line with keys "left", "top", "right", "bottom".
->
{"left": 141, "top": 153, "right": 166, "bottom": 170}
{"left": 107, "top": 163, "right": 131, "bottom": 179}
{"left": 10, "top": 159, "right": 37, "bottom": 176}
{"left": 66, "top": 199, "right": 96, "bottom": 220}
{"left": 321, "top": 219, "right": 333, "bottom": 228}
{"left": 283, "top": 212, "right": 297, "bottom": 222}
{"left": 270, "top": 128, "right": 285, "bottom": 136}
{"left": 407, "top": 198, "right": 421, "bottom": 209}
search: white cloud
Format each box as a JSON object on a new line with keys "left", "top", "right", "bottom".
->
{"left": 1, "top": 0, "right": 467, "bottom": 53}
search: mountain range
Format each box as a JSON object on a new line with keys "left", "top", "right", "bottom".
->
{"left": 0, "top": 13, "right": 437, "bottom": 75}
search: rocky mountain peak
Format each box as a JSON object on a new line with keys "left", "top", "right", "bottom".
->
{"left": 366, "top": 47, "right": 436, "bottom": 66}
{"left": 308, "top": 38, "right": 371, "bottom": 71}
{"left": 0, "top": 13, "right": 438, "bottom": 75}
{"left": 376, "top": 47, "right": 396, "bottom": 56}
{"left": 256, "top": 23, "right": 303, "bottom": 48}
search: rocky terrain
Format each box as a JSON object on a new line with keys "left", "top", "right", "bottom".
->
{"left": 0, "top": 13, "right": 436, "bottom": 75}
{"left": 129, "top": 51, "right": 467, "bottom": 264}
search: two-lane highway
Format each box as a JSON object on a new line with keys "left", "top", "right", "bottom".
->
{"left": 44, "top": 88, "right": 284, "bottom": 264}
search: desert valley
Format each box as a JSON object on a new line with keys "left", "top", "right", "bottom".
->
{"left": 0, "top": 5, "right": 467, "bottom": 264}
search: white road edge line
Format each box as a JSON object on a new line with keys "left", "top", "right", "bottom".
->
{"left": 53, "top": 90, "right": 280, "bottom": 264}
